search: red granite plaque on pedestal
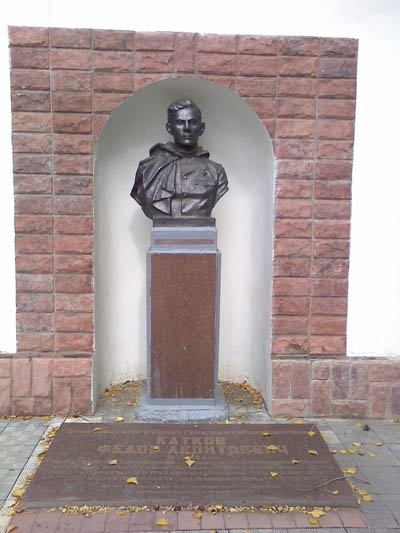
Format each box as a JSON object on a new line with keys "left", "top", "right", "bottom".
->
{"left": 150, "top": 253, "right": 217, "bottom": 399}
{"left": 138, "top": 221, "right": 226, "bottom": 420}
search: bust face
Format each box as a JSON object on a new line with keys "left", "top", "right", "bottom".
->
{"left": 166, "top": 107, "right": 205, "bottom": 149}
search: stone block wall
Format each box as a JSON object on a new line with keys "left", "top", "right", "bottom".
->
{"left": 1, "top": 25, "right": 398, "bottom": 418}
{"left": 271, "top": 358, "right": 400, "bottom": 418}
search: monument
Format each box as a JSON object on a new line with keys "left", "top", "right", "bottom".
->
{"left": 131, "top": 98, "right": 228, "bottom": 421}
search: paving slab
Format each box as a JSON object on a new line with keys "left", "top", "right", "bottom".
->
{"left": 359, "top": 496, "right": 400, "bottom": 529}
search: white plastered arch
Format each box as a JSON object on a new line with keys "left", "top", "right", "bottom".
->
{"left": 93, "top": 77, "right": 275, "bottom": 405}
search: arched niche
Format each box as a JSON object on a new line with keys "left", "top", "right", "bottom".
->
{"left": 93, "top": 78, "right": 274, "bottom": 406}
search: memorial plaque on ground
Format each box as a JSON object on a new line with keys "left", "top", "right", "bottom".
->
{"left": 22, "top": 423, "right": 357, "bottom": 508}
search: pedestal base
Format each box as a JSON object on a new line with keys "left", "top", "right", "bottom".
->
{"left": 136, "top": 385, "right": 228, "bottom": 422}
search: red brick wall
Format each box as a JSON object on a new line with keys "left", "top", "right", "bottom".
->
{"left": 3, "top": 25, "right": 397, "bottom": 418}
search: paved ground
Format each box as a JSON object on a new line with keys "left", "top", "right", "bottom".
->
{"left": 1, "top": 382, "right": 399, "bottom": 532}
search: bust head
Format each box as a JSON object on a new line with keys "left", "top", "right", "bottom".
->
{"left": 166, "top": 98, "right": 205, "bottom": 150}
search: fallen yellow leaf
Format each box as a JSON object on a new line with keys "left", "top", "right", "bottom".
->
{"left": 11, "top": 488, "right": 25, "bottom": 498}
{"left": 262, "top": 432, "right": 270, "bottom": 437}
{"left": 355, "top": 422, "right": 362, "bottom": 427}
{"left": 374, "top": 442, "right": 383, "bottom": 446}
{"left": 184, "top": 456, "right": 195, "bottom": 467}
{"left": 309, "top": 518, "right": 318, "bottom": 525}
{"left": 192, "top": 512, "right": 202, "bottom": 519}
{"left": 156, "top": 517, "right": 168, "bottom": 526}
{"left": 126, "top": 477, "right": 138, "bottom": 485}
{"left": 93, "top": 427, "right": 102, "bottom": 432}
{"left": 87, "top": 462, "right": 92, "bottom": 466}
{"left": 332, "top": 490, "right": 339, "bottom": 495}
{"left": 115, "top": 416, "right": 124, "bottom": 422}
{"left": 348, "top": 448, "right": 357, "bottom": 454}
{"left": 307, "top": 431, "right": 315, "bottom": 437}
{"left": 339, "top": 449, "right": 347, "bottom": 454}
{"left": 308, "top": 449, "right": 318, "bottom": 455}
{"left": 42, "top": 416, "right": 50, "bottom": 421}
{"left": 357, "top": 489, "right": 368, "bottom": 496}
{"left": 215, "top": 504, "right": 223, "bottom": 510}
{"left": 358, "top": 450, "right": 365, "bottom": 456}
{"left": 369, "top": 453, "right": 376, "bottom": 457}
{"left": 309, "top": 508, "right": 326, "bottom": 518}
{"left": 153, "top": 445, "right": 160, "bottom": 451}
{"left": 294, "top": 419, "right": 302, "bottom": 424}
{"left": 267, "top": 444, "right": 278, "bottom": 451}
{"left": 270, "top": 471, "right": 279, "bottom": 477}
{"left": 292, "top": 459, "right": 300, "bottom": 464}
{"left": 7, "top": 526, "right": 17, "bottom": 533}
{"left": 352, "top": 442, "right": 362, "bottom": 447}
{"left": 321, "top": 432, "right": 326, "bottom": 438}
{"left": 363, "top": 494, "right": 374, "bottom": 502}
{"left": 108, "top": 459, "right": 118, "bottom": 465}
{"left": 330, "top": 449, "right": 337, "bottom": 454}
{"left": 344, "top": 466, "right": 357, "bottom": 474}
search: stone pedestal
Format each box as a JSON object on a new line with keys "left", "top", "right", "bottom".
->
{"left": 137, "top": 218, "right": 227, "bottom": 421}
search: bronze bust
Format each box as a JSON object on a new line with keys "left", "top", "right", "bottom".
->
{"left": 130, "top": 99, "right": 228, "bottom": 219}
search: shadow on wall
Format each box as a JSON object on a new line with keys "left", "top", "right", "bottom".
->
{"left": 93, "top": 77, "right": 275, "bottom": 405}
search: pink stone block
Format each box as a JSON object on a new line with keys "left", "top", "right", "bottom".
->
{"left": 31, "top": 509, "right": 62, "bottom": 532}
{"left": 338, "top": 508, "right": 369, "bottom": 527}
{"left": 53, "top": 378, "right": 72, "bottom": 415}
{"left": 58, "top": 513, "right": 84, "bottom": 531}
{"left": 177, "top": 510, "right": 201, "bottom": 530}
{"left": 391, "top": 384, "right": 400, "bottom": 416}
{"left": 370, "top": 382, "right": 389, "bottom": 418}
{"left": 270, "top": 398, "right": 310, "bottom": 416}
{"left": 293, "top": 511, "right": 320, "bottom": 527}
{"left": 32, "top": 357, "right": 52, "bottom": 397}
{"left": 291, "top": 360, "right": 310, "bottom": 399}
{"left": 12, "top": 357, "right": 32, "bottom": 397}
{"left": 7, "top": 511, "right": 38, "bottom": 531}
{"left": 330, "top": 400, "right": 368, "bottom": 418}
{"left": 350, "top": 362, "right": 369, "bottom": 399}
{"left": 369, "top": 361, "right": 400, "bottom": 382}
{"left": 201, "top": 512, "right": 225, "bottom": 530}
{"left": 72, "top": 379, "right": 92, "bottom": 414}
{"left": 224, "top": 512, "right": 248, "bottom": 529}
{"left": 271, "top": 359, "right": 291, "bottom": 398}
{"left": 53, "top": 357, "right": 91, "bottom": 378}
{"left": 128, "top": 509, "right": 155, "bottom": 531}
{"left": 154, "top": 511, "right": 177, "bottom": 531}
{"left": 311, "top": 380, "right": 329, "bottom": 416}
{"left": 14, "top": 396, "right": 34, "bottom": 415}
{"left": 246, "top": 511, "right": 273, "bottom": 528}
{"left": 311, "top": 360, "right": 330, "bottom": 379}
{"left": 0, "top": 377, "right": 12, "bottom": 416}
{"left": 319, "top": 510, "right": 343, "bottom": 527}
{"left": 271, "top": 512, "right": 296, "bottom": 527}
{"left": 0, "top": 358, "right": 11, "bottom": 377}
{"left": 331, "top": 361, "right": 349, "bottom": 399}
{"left": 106, "top": 510, "right": 130, "bottom": 531}
{"left": 31, "top": 396, "right": 52, "bottom": 415}
{"left": 80, "top": 512, "right": 108, "bottom": 532}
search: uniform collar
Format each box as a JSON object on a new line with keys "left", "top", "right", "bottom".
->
{"left": 150, "top": 142, "right": 209, "bottom": 158}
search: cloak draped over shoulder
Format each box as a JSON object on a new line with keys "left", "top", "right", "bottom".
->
{"left": 131, "top": 142, "right": 228, "bottom": 219}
